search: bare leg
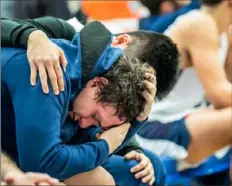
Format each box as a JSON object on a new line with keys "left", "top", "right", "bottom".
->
{"left": 185, "top": 107, "right": 232, "bottom": 163}
{"left": 64, "top": 166, "right": 115, "bottom": 185}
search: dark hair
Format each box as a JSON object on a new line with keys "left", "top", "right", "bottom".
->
{"left": 140, "top": 0, "right": 177, "bottom": 15}
{"left": 96, "top": 56, "right": 151, "bottom": 121}
{"left": 124, "top": 31, "right": 180, "bottom": 101}
{"left": 201, "top": 0, "right": 223, "bottom": 6}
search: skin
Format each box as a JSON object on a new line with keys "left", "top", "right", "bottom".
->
{"left": 165, "top": 1, "right": 232, "bottom": 163}
{"left": 70, "top": 78, "right": 125, "bottom": 129}
{"left": 1, "top": 152, "right": 64, "bottom": 186}
{"left": 23, "top": 30, "right": 156, "bottom": 185}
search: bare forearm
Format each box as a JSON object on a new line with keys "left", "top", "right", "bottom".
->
{"left": 225, "top": 42, "right": 232, "bottom": 83}
{"left": 1, "top": 152, "right": 23, "bottom": 180}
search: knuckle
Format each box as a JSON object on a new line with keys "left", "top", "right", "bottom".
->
{"left": 57, "top": 73, "right": 63, "bottom": 79}
{"left": 51, "top": 55, "right": 58, "bottom": 61}
{"left": 35, "top": 56, "right": 42, "bottom": 62}
{"left": 43, "top": 56, "right": 51, "bottom": 62}
{"left": 30, "top": 58, "right": 36, "bottom": 64}
{"left": 46, "top": 62, "right": 53, "bottom": 68}
{"left": 51, "top": 75, "right": 57, "bottom": 82}
{"left": 54, "top": 65, "right": 61, "bottom": 71}
{"left": 40, "top": 74, "right": 47, "bottom": 81}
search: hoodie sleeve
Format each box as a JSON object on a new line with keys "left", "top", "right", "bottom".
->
{"left": 1, "top": 16, "right": 75, "bottom": 48}
{"left": 115, "top": 136, "right": 144, "bottom": 156}
{"left": 1, "top": 48, "right": 109, "bottom": 180}
{"left": 113, "top": 119, "right": 148, "bottom": 154}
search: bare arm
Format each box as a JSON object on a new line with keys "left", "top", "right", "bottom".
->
{"left": 225, "top": 28, "right": 232, "bottom": 82}
{"left": 187, "top": 19, "right": 232, "bottom": 108}
{"left": 1, "top": 152, "right": 64, "bottom": 185}
{"left": 1, "top": 152, "right": 23, "bottom": 180}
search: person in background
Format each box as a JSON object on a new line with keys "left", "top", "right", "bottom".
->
{"left": 13, "top": 0, "right": 71, "bottom": 20}
{"left": 136, "top": 0, "right": 232, "bottom": 174}
{"left": 139, "top": 0, "right": 200, "bottom": 33}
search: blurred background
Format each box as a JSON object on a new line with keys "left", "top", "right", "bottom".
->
{"left": 1, "top": 0, "right": 231, "bottom": 185}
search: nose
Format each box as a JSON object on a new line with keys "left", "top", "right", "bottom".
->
{"left": 80, "top": 117, "right": 96, "bottom": 128}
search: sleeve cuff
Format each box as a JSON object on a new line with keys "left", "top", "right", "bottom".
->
{"left": 18, "top": 28, "right": 39, "bottom": 48}
{"left": 98, "top": 139, "right": 110, "bottom": 155}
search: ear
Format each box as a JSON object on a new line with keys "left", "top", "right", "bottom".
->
{"left": 111, "top": 34, "right": 132, "bottom": 50}
{"left": 86, "top": 77, "right": 109, "bottom": 88}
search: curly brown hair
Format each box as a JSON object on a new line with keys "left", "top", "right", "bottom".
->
{"left": 96, "top": 56, "right": 152, "bottom": 122}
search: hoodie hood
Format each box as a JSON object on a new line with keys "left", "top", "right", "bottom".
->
{"left": 80, "top": 21, "right": 123, "bottom": 86}
{"left": 62, "top": 21, "right": 123, "bottom": 101}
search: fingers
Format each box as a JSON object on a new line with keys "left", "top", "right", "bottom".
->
{"left": 30, "top": 62, "right": 38, "bottom": 86}
{"left": 135, "top": 164, "right": 152, "bottom": 179}
{"left": 131, "top": 157, "right": 148, "bottom": 173}
{"left": 136, "top": 73, "right": 156, "bottom": 121}
{"left": 95, "top": 133, "right": 100, "bottom": 139}
{"left": 124, "top": 150, "right": 137, "bottom": 160}
{"left": 144, "top": 79, "right": 156, "bottom": 96}
{"left": 38, "top": 64, "right": 49, "bottom": 94}
{"left": 136, "top": 90, "right": 152, "bottom": 121}
{"left": 144, "top": 72, "right": 156, "bottom": 84}
{"left": 149, "top": 176, "right": 155, "bottom": 186}
{"left": 27, "top": 172, "right": 60, "bottom": 185}
{"left": 27, "top": 42, "right": 66, "bottom": 95}
{"left": 45, "top": 59, "right": 59, "bottom": 95}
{"left": 53, "top": 62, "right": 64, "bottom": 92}
{"left": 45, "top": 56, "right": 64, "bottom": 95}
{"left": 141, "top": 169, "right": 154, "bottom": 184}
{"left": 59, "top": 50, "right": 67, "bottom": 72}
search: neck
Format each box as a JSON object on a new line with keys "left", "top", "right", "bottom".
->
{"left": 201, "top": 3, "right": 231, "bottom": 34}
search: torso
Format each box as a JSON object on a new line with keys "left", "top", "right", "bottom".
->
{"left": 149, "top": 10, "right": 229, "bottom": 122}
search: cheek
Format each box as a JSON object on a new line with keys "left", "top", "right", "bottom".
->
{"left": 102, "top": 116, "right": 125, "bottom": 128}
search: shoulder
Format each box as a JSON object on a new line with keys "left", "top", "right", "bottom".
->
{"left": 166, "top": 11, "right": 219, "bottom": 48}
{"left": 183, "top": 11, "right": 219, "bottom": 45}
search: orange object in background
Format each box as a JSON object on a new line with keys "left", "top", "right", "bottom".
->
{"left": 81, "top": 1, "right": 136, "bottom": 20}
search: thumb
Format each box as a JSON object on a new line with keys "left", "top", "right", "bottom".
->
{"left": 96, "top": 133, "right": 101, "bottom": 139}
{"left": 124, "top": 150, "right": 136, "bottom": 160}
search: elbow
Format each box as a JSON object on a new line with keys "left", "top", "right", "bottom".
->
{"left": 207, "top": 87, "right": 232, "bottom": 109}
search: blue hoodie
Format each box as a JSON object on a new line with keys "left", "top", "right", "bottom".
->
{"left": 1, "top": 21, "right": 146, "bottom": 180}
{"left": 139, "top": 0, "right": 201, "bottom": 33}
